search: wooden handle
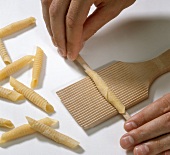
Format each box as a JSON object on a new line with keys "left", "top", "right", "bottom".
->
{"left": 151, "top": 49, "right": 170, "bottom": 73}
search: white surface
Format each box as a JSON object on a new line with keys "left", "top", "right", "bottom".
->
{"left": 0, "top": 0, "right": 170, "bottom": 155}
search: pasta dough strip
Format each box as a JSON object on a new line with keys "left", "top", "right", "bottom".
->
{"left": 0, "top": 55, "right": 34, "bottom": 81}
{"left": 76, "top": 55, "right": 131, "bottom": 120}
{"left": 31, "top": 47, "right": 44, "bottom": 88}
{"left": 0, "top": 39, "right": 12, "bottom": 65}
{"left": 0, "top": 118, "right": 14, "bottom": 129}
{"left": 0, "top": 117, "right": 58, "bottom": 144}
{"left": 26, "top": 117, "right": 79, "bottom": 149}
{"left": 0, "top": 86, "right": 24, "bottom": 102}
{"left": 10, "top": 77, "right": 55, "bottom": 113}
{"left": 0, "top": 17, "right": 36, "bottom": 38}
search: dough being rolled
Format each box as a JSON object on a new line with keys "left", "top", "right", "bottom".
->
{"left": 85, "top": 68, "right": 125, "bottom": 114}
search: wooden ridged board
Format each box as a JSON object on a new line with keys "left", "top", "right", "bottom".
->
{"left": 57, "top": 49, "right": 170, "bottom": 130}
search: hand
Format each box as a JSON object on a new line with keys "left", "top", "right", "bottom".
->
{"left": 120, "top": 94, "right": 170, "bottom": 155}
{"left": 41, "top": 0, "right": 135, "bottom": 60}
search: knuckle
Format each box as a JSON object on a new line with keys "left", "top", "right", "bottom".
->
{"left": 155, "top": 139, "right": 162, "bottom": 149}
{"left": 160, "top": 94, "right": 170, "bottom": 113}
{"left": 66, "top": 14, "right": 82, "bottom": 29}
{"left": 165, "top": 112, "right": 170, "bottom": 125}
{"left": 66, "top": 15, "right": 76, "bottom": 29}
{"left": 49, "top": 3, "right": 58, "bottom": 17}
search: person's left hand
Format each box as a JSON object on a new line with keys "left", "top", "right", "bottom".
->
{"left": 120, "top": 93, "right": 170, "bottom": 155}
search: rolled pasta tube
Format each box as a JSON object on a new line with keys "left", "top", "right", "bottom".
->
{"left": 26, "top": 117, "right": 79, "bottom": 149}
{"left": 10, "top": 77, "right": 54, "bottom": 113}
{"left": 0, "top": 118, "right": 14, "bottom": 129}
{"left": 85, "top": 68, "right": 125, "bottom": 114}
{"left": 0, "top": 86, "right": 24, "bottom": 102}
{"left": 31, "top": 47, "right": 44, "bottom": 88}
{"left": 0, "top": 117, "right": 58, "bottom": 144}
{"left": 0, "top": 17, "right": 36, "bottom": 38}
{"left": 0, "top": 38, "right": 12, "bottom": 65}
{"left": 0, "top": 55, "right": 34, "bottom": 81}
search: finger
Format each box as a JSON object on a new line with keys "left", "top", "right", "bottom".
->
{"left": 83, "top": 0, "right": 126, "bottom": 41}
{"left": 124, "top": 94, "right": 170, "bottom": 132}
{"left": 41, "top": 0, "right": 53, "bottom": 36}
{"left": 120, "top": 112, "right": 170, "bottom": 149}
{"left": 124, "top": 0, "right": 136, "bottom": 9}
{"left": 133, "top": 133, "right": 170, "bottom": 155}
{"left": 49, "top": 0, "right": 71, "bottom": 57}
{"left": 66, "top": 0, "right": 93, "bottom": 60}
{"left": 159, "top": 150, "right": 170, "bottom": 155}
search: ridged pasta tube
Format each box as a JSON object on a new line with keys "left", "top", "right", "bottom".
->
{"left": 0, "top": 39, "right": 12, "bottom": 65}
{"left": 0, "top": 17, "right": 36, "bottom": 38}
{"left": 10, "top": 77, "right": 54, "bottom": 113}
{"left": 85, "top": 68, "right": 125, "bottom": 114}
{"left": 0, "top": 86, "right": 24, "bottom": 102}
{"left": 0, "top": 117, "right": 58, "bottom": 144}
{"left": 0, "top": 118, "right": 14, "bottom": 129}
{"left": 26, "top": 117, "right": 79, "bottom": 149}
{"left": 0, "top": 55, "right": 34, "bottom": 81}
{"left": 31, "top": 47, "right": 44, "bottom": 88}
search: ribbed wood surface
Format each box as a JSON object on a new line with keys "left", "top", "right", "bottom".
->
{"left": 57, "top": 50, "right": 170, "bottom": 129}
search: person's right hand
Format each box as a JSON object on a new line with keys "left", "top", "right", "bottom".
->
{"left": 41, "top": 0, "right": 135, "bottom": 60}
{"left": 120, "top": 93, "right": 170, "bottom": 155}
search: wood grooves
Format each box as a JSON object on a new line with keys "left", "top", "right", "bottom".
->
{"left": 57, "top": 49, "right": 170, "bottom": 130}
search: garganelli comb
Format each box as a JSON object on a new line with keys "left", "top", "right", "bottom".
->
{"left": 57, "top": 49, "right": 170, "bottom": 130}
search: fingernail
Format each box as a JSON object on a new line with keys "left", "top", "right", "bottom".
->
{"left": 165, "top": 152, "right": 170, "bottom": 155}
{"left": 52, "top": 37, "right": 58, "bottom": 47}
{"left": 135, "top": 144, "right": 149, "bottom": 155}
{"left": 125, "top": 121, "right": 138, "bottom": 131}
{"left": 121, "top": 135, "right": 135, "bottom": 149}
{"left": 67, "top": 52, "right": 73, "bottom": 61}
{"left": 57, "top": 48, "right": 64, "bottom": 57}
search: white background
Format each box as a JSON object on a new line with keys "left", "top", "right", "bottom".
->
{"left": 0, "top": 0, "right": 170, "bottom": 155}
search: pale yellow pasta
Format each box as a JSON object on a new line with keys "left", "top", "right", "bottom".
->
{"left": 0, "top": 86, "right": 24, "bottom": 102}
{"left": 26, "top": 117, "right": 79, "bottom": 149}
{"left": 10, "top": 77, "right": 54, "bottom": 113}
{"left": 0, "top": 17, "right": 36, "bottom": 38}
{"left": 0, "top": 38, "right": 12, "bottom": 65}
{"left": 85, "top": 68, "right": 125, "bottom": 114}
{"left": 0, "top": 117, "right": 58, "bottom": 144}
{"left": 0, "top": 55, "right": 34, "bottom": 81}
{"left": 0, "top": 118, "right": 14, "bottom": 129}
{"left": 31, "top": 47, "right": 44, "bottom": 88}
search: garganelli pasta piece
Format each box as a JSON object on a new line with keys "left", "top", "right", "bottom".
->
{"left": 0, "top": 55, "right": 34, "bottom": 81}
{"left": 0, "top": 117, "right": 58, "bottom": 144}
{"left": 10, "top": 77, "right": 54, "bottom": 113}
{"left": 0, "top": 17, "right": 36, "bottom": 38}
{"left": 85, "top": 68, "right": 125, "bottom": 114}
{"left": 0, "top": 86, "right": 24, "bottom": 102}
{"left": 31, "top": 47, "right": 44, "bottom": 88}
{"left": 26, "top": 117, "right": 79, "bottom": 149}
{"left": 0, "top": 38, "right": 12, "bottom": 65}
{"left": 0, "top": 118, "right": 14, "bottom": 129}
